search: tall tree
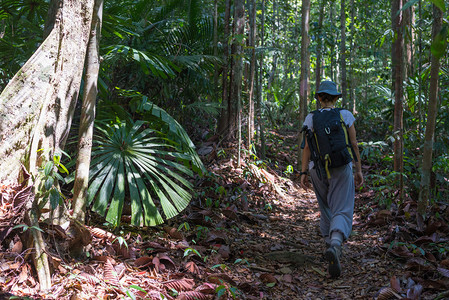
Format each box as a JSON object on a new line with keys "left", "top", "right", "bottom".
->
{"left": 315, "top": 0, "right": 326, "bottom": 110}
{"left": 340, "top": 0, "right": 348, "bottom": 107}
{"left": 72, "top": 0, "right": 104, "bottom": 224}
{"left": 213, "top": 0, "right": 219, "bottom": 102}
{"left": 418, "top": 4, "right": 444, "bottom": 215}
{"left": 247, "top": 0, "right": 257, "bottom": 149}
{"left": 217, "top": 0, "right": 232, "bottom": 136}
{"left": 391, "top": 0, "right": 404, "bottom": 194}
{"left": 348, "top": 0, "right": 356, "bottom": 113}
{"left": 258, "top": 0, "right": 267, "bottom": 159}
{"left": 233, "top": 0, "right": 245, "bottom": 164}
{"left": 298, "top": 0, "right": 310, "bottom": 168}
{"left": 0, "top": 0, "right": 95, "bottom": 290}
{"left": 403, "top": 5, "right": 415, "bottom": 79}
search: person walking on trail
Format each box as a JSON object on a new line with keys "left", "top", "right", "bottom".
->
{"left": 299, "top": 80, "right": 364, "bottom": 278}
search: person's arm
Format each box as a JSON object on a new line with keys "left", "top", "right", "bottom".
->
{"left": 300, "top": 139, "right": 311, "bottom": 191}
{"left": 348, "top": 124, "right": 364, "bottom": 188}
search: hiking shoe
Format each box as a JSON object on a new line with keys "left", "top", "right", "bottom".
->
{"left": 324, "top": 245, "right": 341, "bottom": 278}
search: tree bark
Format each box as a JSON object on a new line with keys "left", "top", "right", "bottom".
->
{"left": 247, "top": 0, "right": 256, "bottom": 149}
{"left": 391, "top": 0, "right": 404, "bottom": 196}
{"left": 217, "top": 0, "right": 231, "bottom": 136}
{"left": 0, "top": 0, "right": 95, "bottom": 289}
{"left": 213, "top": 0, "right": 219, "bottom": 102}
{"left": 418, "top": 5, "right": 443, "bottom": 215}
{"left": 0, "top": 0, "right": 94, "bottom": 184}
{"left": 349, "top": 0, "right": 356, "bottom": 113}
{"left": 258, "top": 0, "right": 266, "bottom": 159}
{"left": 403, "top": 5, "right": 415, "bottom": 79}
{"left": 72, "top": 0, "right": 104, "bottom": 224}
{"left": 233, "top": 0, "right": 244, "bottom": 163}
{"left": 0, "top": 0, "right": 95, "bottom": 290}
{"left": 315, "top": 0, "right": 325, "bottom": 110}
{"left": 340, "top": 0, "right": 348, "bottom": 108}
{"left": 298, "top": 0, "right": 310, "bottom": 169}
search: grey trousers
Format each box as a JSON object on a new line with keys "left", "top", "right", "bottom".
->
{"left": 310, "top": 163, "right": 354, "bottom": 240}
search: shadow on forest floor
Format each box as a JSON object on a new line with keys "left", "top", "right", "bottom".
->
{"left": 0, "top": 129, "right": 448, "bottom": 299}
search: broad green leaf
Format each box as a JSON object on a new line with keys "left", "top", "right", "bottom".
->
{"left": 125, "top": 158, "right": 143, "bottom": 226}
{"left": 93, "top": 157, "right": 120, "bottom": 216}
{"left": 44, "top": 161, "right": 53, "bottom": 177}
{"left": 128, "top": 161, "right": 163, "bottom": 226}
{"left": 402, "top": 0, "right": 420, "bottom": 11}
{"left": 45, "top": 177, "right": 54, "bottom": 191}
{"left": 49, "top": 188, "right": 61, "bottom": 209}
{"left": 430, "top": 0, "right": 446, "bottom": 12}
{"left": 105, "top": 160, "right": 126, "bottom": 226}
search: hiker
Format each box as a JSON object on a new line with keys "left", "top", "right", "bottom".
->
{"left": 299, "top": 80, "right": 363, "bottom": 278}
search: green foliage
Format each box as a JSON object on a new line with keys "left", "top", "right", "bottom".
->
{"left": 183, "top": 247, "right": 202, "bottom": 258}
{"left": 359, "top": 141, "right": 388, "bottom": 165}
{"left": 431, "top": 24, "right": 448, "bottom": 58}
{"left": 0, "top": 0, "right": 48, "bottom": 86}
{"left": 13, "top": 224, "right": 43, "bottom": 233}
{"left": 87, "top": 120, "right": 198, "bottom": 227}
{"left": 118, "top": 87, "right": 206, "bottom": 175}
{"left": 36, "top": 150, "right": 69, "bottom": 210}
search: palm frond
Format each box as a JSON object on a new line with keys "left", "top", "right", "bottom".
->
{"left": 116, "top": 88, "right": 206, "bottom": 175}
{"left": 88, "top": 121, "right": 197, "bottom": 227}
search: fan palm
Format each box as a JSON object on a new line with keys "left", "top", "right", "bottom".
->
{"left": 87, "top": 120, "right": 196, "bottom": 227}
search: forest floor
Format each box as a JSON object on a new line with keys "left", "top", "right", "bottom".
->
{"left": 1, "top": 128, "right": 449, "bottom": 300}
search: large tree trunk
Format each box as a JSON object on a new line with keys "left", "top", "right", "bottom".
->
{"left": 0, "top": 0, "right": 95, "bottom": 290}
{"left": 391, "top": 0, "right": 404, "bottom": 199}
{"left": 297, "top": 0, "right": 310, "bottom": 169}
{"left": 72, "top": 0, "right": 104, "bottom": 224}
{"left": 0, "top": 0, "right": 94, "bottom": 184}
{"left": 418, "top": 5, "right": 443, "bottom": 215}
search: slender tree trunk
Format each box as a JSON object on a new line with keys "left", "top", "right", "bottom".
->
{"left": 391, "top": 0, "right": 404, "bottom": 184}
{"left": 233, "top": 0, "right": 244, "bottom": 162}
{"left": 247, "top": 0, "right": 256, "bottom": 150}
{"left": 217, "top": 0, "right": 231, "bottom": 136}
{"left": 266, "top": 0, "right": 278, "bottom": 129}
{"left": 403, "top": 5, "right": 415, "bottom": 79}
{"left": 213, "top": 0, "right": 219, "bottom": 102}
{"left": 418, "top": 0, "right": 423, "bottom": 132}
{"left": 418, "top": 5, "right": 443, "bottom": 215}
{"left": 315, "top": 0, "right": 325, "bottom": 110}
{"left": 349, "top": 0, "right": 356, "bottom": 113}
{"left": 258, "top": 0, "right": 266, "bottom": 159}
{"left": 0, "top": 0, "right": 95, "bottom": 290}
{"left": 340, "top": 0, "right": 348, "bottom": 108}
{"left": 72, "top": 0, "right": 104, "bottom": 224}
{"left": 329, "top": 3, "right": 335, "bottom": 81}
{"left": 298, "top": 0, "right": 310, "bottom": 169}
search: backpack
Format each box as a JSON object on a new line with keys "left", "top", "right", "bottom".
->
{"left": 304, "top": 108, "right": 355, "bottom": 179}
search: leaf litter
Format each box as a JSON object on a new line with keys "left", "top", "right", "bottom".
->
{"left": 0, "top": 129, "right": 448, "bottom": 299}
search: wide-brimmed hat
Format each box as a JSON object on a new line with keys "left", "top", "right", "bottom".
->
{"left": 315, "top": 81, "right": 342, "bottom": 99}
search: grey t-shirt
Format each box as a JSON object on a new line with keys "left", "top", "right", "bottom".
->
{"left": 303, "top": 108, "right": 355, "bottom": 130}
{"left": 302, "top": 108, "right": 355, "bottom": 169}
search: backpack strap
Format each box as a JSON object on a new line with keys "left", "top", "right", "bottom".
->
{"left": 337, "top": 109, "right": 358, "bottom": 163}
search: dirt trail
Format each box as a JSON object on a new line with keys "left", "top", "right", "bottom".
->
{"left": 234, "top": 171, "right": 395, "bottom": 299}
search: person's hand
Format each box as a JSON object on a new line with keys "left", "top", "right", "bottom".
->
{"left": 354, "top": 171, "right": 364, "bottom": 189}
{"left": 300, "top": 174, "right": 310, "bottom": 191}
